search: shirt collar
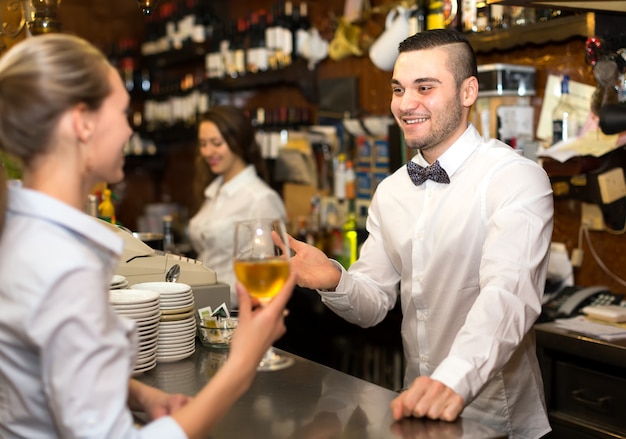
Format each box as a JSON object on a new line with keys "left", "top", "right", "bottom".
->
{"left": 412, "top": 123, "right": 481, "bottom": 179}
{"left": 204, "top": 165, "right": 257, "bottom": 199}
{"left": 7, "top": 185, "right": 124, "bottom": 256}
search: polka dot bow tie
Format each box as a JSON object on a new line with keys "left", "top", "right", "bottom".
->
{"left": 407, "top": 160, "right": 450, "bottom": 185}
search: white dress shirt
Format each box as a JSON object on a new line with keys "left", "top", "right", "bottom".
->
{"left": 188, "top": 165, "right": 287, "bottom": 306}
{"left": 319, "top": 125, "right": 553, "bottom": 439}
{"left": 0, "top": 186, "right": 186, "bottom": 438}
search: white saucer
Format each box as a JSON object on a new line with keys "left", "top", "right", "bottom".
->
{"left": 109, "top": 289, "right": 160, "bottom": 305}
{"left": 113, "top": 301, "right": 161, "bottom": 312}
{"left": 131, "top": 282, "right": 192, "bottom": 296}
{"left": 156, "top": 348, "right": 195, "bottom": 363}
{"left": 133, "top": 359, "right": 157, "bottom": 375}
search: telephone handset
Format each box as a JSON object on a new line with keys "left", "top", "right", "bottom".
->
{"left": 540, "top": 285, "right": 621, "bottom": 322}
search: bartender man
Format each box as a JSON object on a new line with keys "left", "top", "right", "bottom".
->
{"left": 288, "top": 29, "right": 553, "bottom": 439}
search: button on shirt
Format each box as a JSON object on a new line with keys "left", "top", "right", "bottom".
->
{"left": 318, "top": 125, "right": 553, "bottom": 439}
{"left": 188, "top": 165, "right": 286, "bottom": 306}
{"left": 0, "top": 186, "right": 186, "bottom": 438}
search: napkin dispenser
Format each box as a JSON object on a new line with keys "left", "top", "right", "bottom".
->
{"left": 102, "top": 220, "right": 231, "bottom": 311}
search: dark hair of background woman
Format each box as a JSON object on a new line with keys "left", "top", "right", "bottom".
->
{"left": 193, "top": 105, "right": 268, "bottom": 212}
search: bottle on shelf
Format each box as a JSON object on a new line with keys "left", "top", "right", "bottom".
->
{"left": 206, "top": 20, "right": 225, "bottom": 79}
{"left": 473, "top": 0, "right": 490, "bottom": 32}
{"left": 552, "top": 74, "right": 581, "bottom": 145}
{"left": 247, "top": 10, "right": 269, "bottom": 73}
{"left": 294, "top": 2, "right": 310, "bottom": 58}
{"left": 427, "top": 0, "right": 445, "bottom": 30}
{"left": 265, "top": 7, "right": 279, "bottom": 70}
{"left": 98, "top": 188, "right": 116, "bottom": 224}
{"left": 277, "top": 0, "right": 295, "bottom": 68}
{"left": 87, "top": 194, "right": 98, "bottom": 217}
{"left": 340, "top": 160, "right": 358, "bottom": 269}
{"left": 409, "top": 0, "right": 426, "bottom": 35}
{"left": 163, "top": 214, "right": 177, "bottom": 254}
{"left": 221, "top": 19, "right": 237, "bottom": 78}
{"left": 461, "top": 0, "right": 476, "bottom": 32}
{"left": 233, "top": 17, "right": 248, "bottom": 77}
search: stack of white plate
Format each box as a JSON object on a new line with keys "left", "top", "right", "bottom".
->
{"left": 109, "top": 289, "right": 161, "bottom": 375}
{"left": 110, "top": 274, "right": 129, "bottom": 290}
{"left": 130, "top": 282, "right": 196, "bottom": 363}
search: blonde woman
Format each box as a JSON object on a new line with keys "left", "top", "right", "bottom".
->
{"left": 0, "top": 34, "right": 293, "bottom": 439}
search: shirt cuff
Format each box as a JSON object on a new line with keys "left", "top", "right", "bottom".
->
{"left": 140, "top": 416, "right": 187, "bottom": 439}
{"left": 430, "top": 356, "right": 480, "bottom": 403}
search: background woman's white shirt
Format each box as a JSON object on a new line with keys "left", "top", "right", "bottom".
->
{"left": 188, "top": 165, "right": 287, "bottom": 307}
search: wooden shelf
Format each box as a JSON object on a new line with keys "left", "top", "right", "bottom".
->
{"left": 207, "top": 58, "right": 318, "bottom": 103}
{"left": 467, "top": 13, "right": 594, "bottom": 53}
{"left": 490, "top": 0, "right": 626, "bottom": 14}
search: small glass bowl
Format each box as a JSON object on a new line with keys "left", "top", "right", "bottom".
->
{"left": 197, "top": 317, "right": 238, "bottom": 348}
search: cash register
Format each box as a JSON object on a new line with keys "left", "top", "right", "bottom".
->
{"left": 102, "top": 220, "right": 231, "bottom": 312}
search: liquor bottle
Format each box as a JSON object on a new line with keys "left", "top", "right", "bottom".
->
{"left": 278, "top": 1, "right": 294, "bottom": 67}
{"left": 552, "top": 75, "right": 580, "bottom": 144}
{"left": 233, "top": 17, "right": 248, "bottom": 77}
{"left": 294, "top": 2, "right": 310, "bottom": 58}
{"left": 163, "top": 215, "right": 177, "bottom": 254}
{"left": 427, "top": 0, "right": 445, "bottom": 30}
{"left": 87, "top": 194, "right": 98, "bottom": 217}
{"left": 191, "top": 0, "right": 207, "bottom": 44}
{"left": 247, "top": 11, "right": 269, "bottom": 73}
{"left": 340, "top": 160, "right": 358, "bottom": 268}
{"left": 222, "top": 20, "right": 237, "bottom": 78}
{"left": 409, "top": 0, "right": 426, "bottom": 35}
{"left": 333, "top": 153, "right": 347, "bottom": 202}
{"left": 489, "top": 4, "right": 508, "bottom": 30}
{"left": 473, "top": 0, "right": 490, "bottom": 32}
{"left": 206, "top": 21, "right": 225, "bottom": 78}
{"left": 461, "top": 0, "right": 476, "bottom": 32}
{"left": 265, "top": 7, "right": 279, "bottom": 70}
{"left": 98, "top": 188, "right": 116, "bottom": 224}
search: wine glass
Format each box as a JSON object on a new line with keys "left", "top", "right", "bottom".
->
{"left": 233, "top": 218, "right": 294, "bottom": 371}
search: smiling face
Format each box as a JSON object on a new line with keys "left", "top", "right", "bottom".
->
{"left": 198, "top": 120, "right": 246, "bottom": 182}
{"left": 390, "top": 46, "right": 477, "bottom": 163}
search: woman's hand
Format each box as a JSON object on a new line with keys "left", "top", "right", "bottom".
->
{"left": 228, "top": 270, "right": 296, "bottom": 371}
{"left": 128, "top": 379, "right": 192, "bottom": 420}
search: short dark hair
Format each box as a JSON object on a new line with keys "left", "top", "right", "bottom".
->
{"left": 398, "top": 29, "right": 478, "bottom": 88}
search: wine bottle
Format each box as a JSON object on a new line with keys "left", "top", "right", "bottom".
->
{"left": 278, "top": 1, "right": 294, "bottom": 67}
{"left": 265, "top": 6, "right": 279, "bottom": 70}
{"left": 409, "top": 0, "right": 426, "bottom": 35}
{"left": 233, "top": 17, "right": 248, "bottom": 77}
{"left": 295, "top": 2, "right": 310, "bottom": 58}
{"left": 247, "top": 11, "right": 269, "bottom": 73}
{"left": 552, "top": 75, "right": 580, "bottom": 144}
{"left": 206, "top": 21, "right": 224, "bottom": 78}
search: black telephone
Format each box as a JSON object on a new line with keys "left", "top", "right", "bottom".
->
{"left": 539, "top": 285, "right": 622, "bottom": 322}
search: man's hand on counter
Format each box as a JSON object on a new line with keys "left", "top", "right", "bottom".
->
{"left": 390, "top": 376, "right": 464, "bottom": 423}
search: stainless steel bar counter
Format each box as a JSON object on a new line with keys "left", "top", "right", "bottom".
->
{"left": 135, "top": 343, "right": 507, "bottom": 438}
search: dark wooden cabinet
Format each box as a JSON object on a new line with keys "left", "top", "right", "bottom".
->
{"left": 535, "top": 322, "right": 626, "bottom": 439}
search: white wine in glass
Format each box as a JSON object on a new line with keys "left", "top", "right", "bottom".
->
{"left": 233, "top": 218, "right": 294, "bottom": 371}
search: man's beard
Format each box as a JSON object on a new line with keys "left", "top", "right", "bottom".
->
{"left": 402, "top": 97, "right": 463, "bottom": 152}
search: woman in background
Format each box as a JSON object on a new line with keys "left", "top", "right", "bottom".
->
{"left": 188, "top": 105, "right": 286, "bottom": 308}
{"left": 0, "top": 33, "right": 293, "bottom": 439}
